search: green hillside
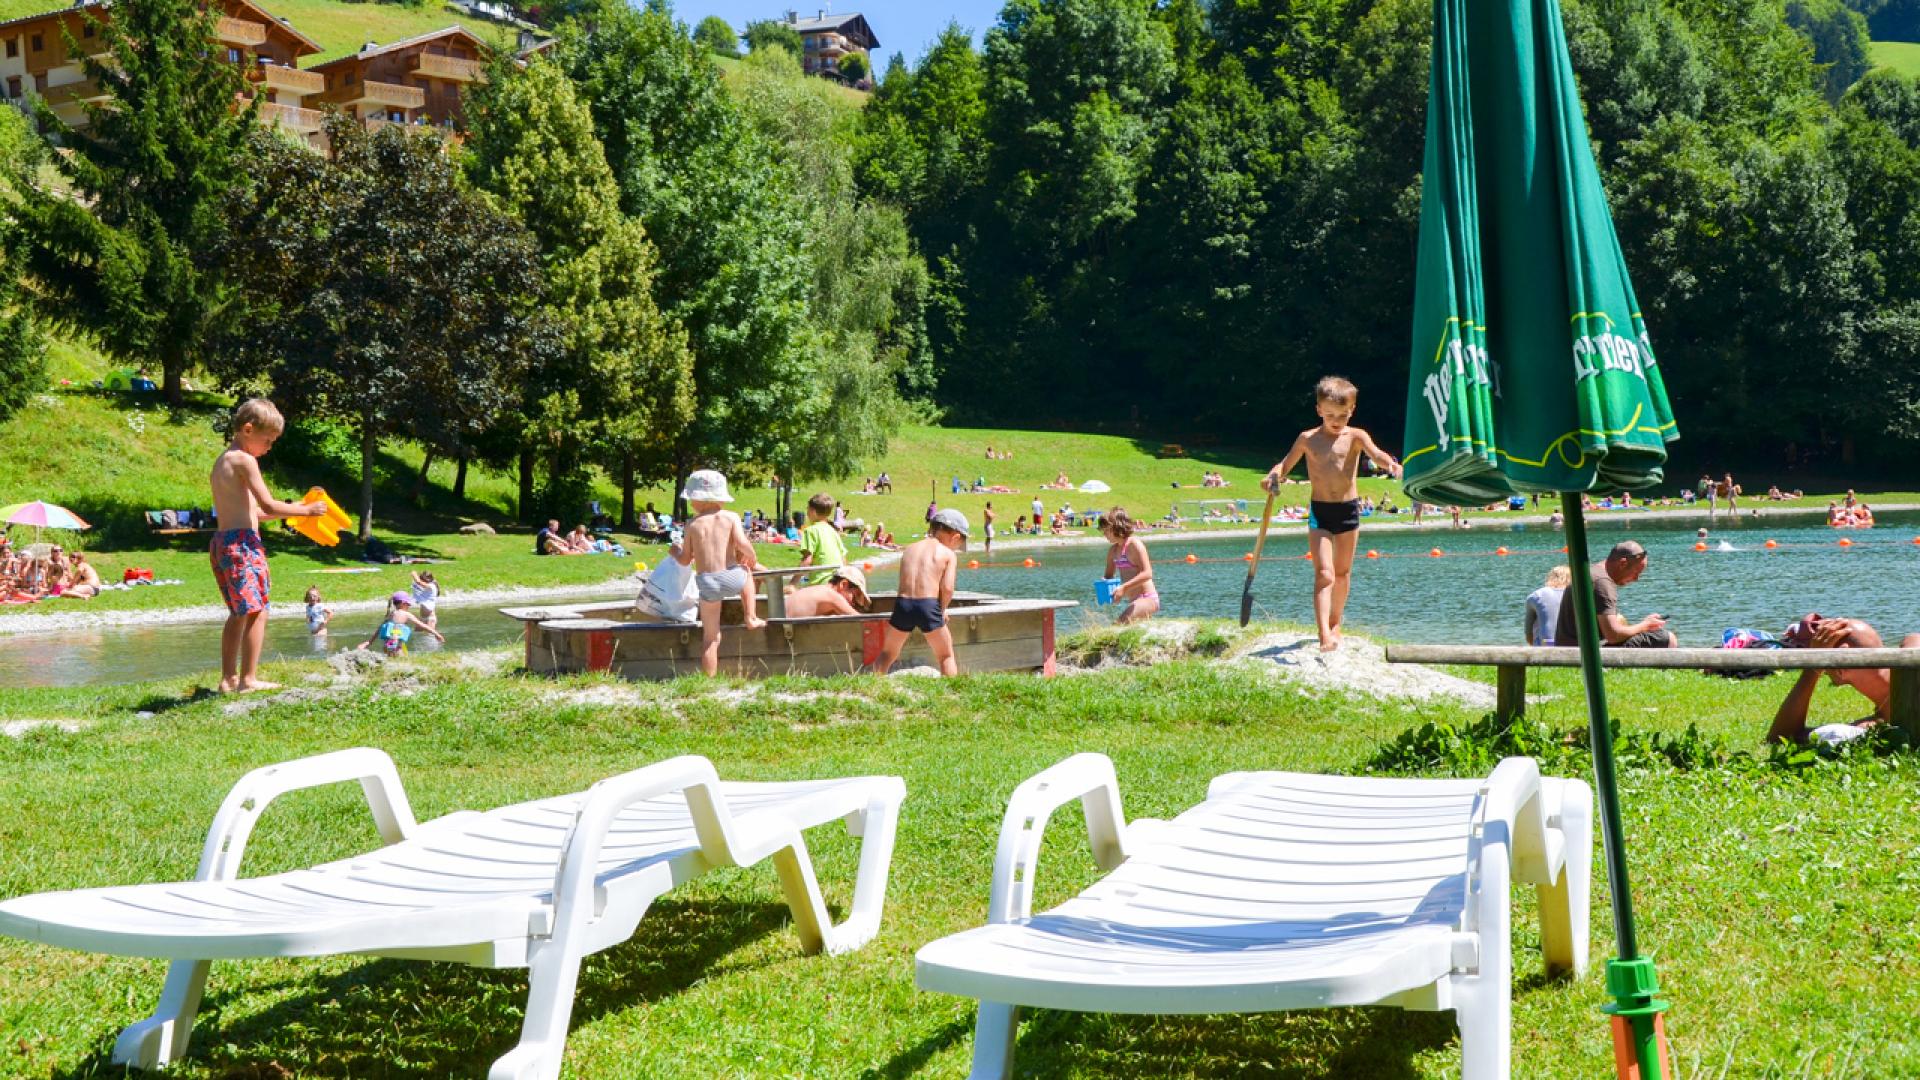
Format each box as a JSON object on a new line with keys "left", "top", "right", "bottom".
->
{"left": 0, "top": 0, "right": 520, "bottom": 63}
{"left": 1871, "top": 39, "right": 1920, "bottom": 75}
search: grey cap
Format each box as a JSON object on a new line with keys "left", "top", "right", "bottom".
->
{"left": 931, "top": 508, "right": 970, "bottom": 544}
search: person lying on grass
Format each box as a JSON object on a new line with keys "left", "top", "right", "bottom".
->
{"left": 784, "top": 566, "right": 871, "bottom": 618}
{"left": 1768, "top": 615, "right": 1920, "bottom": 745}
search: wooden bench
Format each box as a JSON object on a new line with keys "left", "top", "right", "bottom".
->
{"left": 1384, "top": 644, "right": 1920, "bottom": 739}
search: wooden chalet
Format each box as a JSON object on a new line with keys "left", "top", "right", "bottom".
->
{"left": 0, "top": 0, "right": 323, "bottom": 137}
{"left": 786, "top": 9, "right": 876, "bottom": 80}
{"left": 309, "top": 25, "right": 488, "bottom": 135}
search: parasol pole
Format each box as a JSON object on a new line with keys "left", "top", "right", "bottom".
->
{"left": 1560, "top": 494, "right": 1670, "bottom": 1080}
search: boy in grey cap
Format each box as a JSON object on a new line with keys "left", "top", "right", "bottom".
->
{"left": 872, "top": 508, "right": 967, "bottom": 676}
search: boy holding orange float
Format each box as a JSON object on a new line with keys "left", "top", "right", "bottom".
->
{"left": 207, "top": 398, "right": 330, "bottom": 693}
{"left": 1263, "top": 376, "right": 1401, "bottom": 653}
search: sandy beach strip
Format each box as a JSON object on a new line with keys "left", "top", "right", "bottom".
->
{"left": 0, "top": 579, "right": 646, "bottom": 638}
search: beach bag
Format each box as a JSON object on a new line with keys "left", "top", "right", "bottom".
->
{"left": 634, "top": 554, "right": 698, "bottom": 623}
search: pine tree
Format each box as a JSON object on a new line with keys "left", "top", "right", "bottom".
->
{"left": 8, "top": 0, "right": 254, "bottom": 405}
{"left": 463, "top": 54, "right": 694, "bottom": 526}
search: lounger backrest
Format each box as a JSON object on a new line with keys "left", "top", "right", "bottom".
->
{"left": 1107, "top": 771, "right": 1486, "bottom": 928}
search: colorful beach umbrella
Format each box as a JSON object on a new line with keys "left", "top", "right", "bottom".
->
{"left": 1401, "top": 0, "right": 1678, "bottom": 1072}
{"left": 0, "top": 501, "right": 91, "bottom": 531}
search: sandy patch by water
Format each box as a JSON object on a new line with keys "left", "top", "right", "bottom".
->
{"left": 0, "top": 579, "right": 641, "bottom": 638}
{"left": 1233, "top": 631, "right": 1496, "bottom": 707}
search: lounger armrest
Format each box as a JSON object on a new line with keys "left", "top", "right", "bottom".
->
{"left": 549, "top": 755, "right": 730, "bottom": 927}
{"left": 1481, "top": 757, "right": 1552, "bottom": 887}
{"left": 195, "top": 748, "right": 418, "bottom": 882}
{"left": 987, "top": 753, "right": 1129, "bottom": 925}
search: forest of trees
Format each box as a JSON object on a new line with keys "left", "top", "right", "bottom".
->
{"left": 857, "top": 0, "right": 1920, "bottom": 471}
{"left": 1, "top": 0, "right": 1917, "bottom": 524}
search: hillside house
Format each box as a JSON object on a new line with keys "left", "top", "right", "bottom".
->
{"left": 309, "top": 25, "right": 488, "bottom": 135}
{"left": 786, "top": 10, "right": 876, "bottom": 80}
{"left": 0, "top": 0, "right": 323, "bottom": 136}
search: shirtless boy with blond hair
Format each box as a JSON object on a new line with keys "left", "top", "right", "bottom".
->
{"left": 870, "top": 509, "right": 966, "bottom": 676}
{"left": 1265, "top": 376, "right": 1401, "bottom": 652}
{"left": 677, "top": 469, "right": 765, "bottom": 676}
{"left": 209, "top": 398, "right": 329, "bottom": 692}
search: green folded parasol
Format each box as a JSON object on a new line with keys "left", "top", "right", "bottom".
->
{"left": 1401, "top": 0, "right": 1679, "bottom": 1071}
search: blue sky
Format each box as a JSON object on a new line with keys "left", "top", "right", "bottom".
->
{"left": 662, "top": 1, "right": 1003, "bottom": 63}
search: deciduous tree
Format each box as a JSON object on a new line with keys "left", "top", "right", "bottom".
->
{"left": 213, "top": 118, "right": 556, "bottom": 539}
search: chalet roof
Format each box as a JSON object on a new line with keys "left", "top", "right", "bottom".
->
{"left": 788, "top": 11, "right": 876, "bottom": 49}
{"left": 232, "top": 0, "right": 322, "bottom": 57}
{"left": 0, "top": 0, "right": 322, "bottom": 56}
{"left": 307, "top": 23, "right": 491, "bottom": 71}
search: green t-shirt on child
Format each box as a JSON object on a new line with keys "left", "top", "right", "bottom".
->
{"left": 800, "top": 520, "right": 848, "bottom": 585}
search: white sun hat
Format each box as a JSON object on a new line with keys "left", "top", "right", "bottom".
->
{"left": 680, "top": 469, "right": 734, "bottom": 504}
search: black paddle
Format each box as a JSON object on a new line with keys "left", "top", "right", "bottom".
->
{"left": 1240, "top": 489, "right": 1279, "bottom": 627}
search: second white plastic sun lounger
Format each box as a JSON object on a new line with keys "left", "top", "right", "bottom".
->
{"left": 916, "top": 754, "right": 1590, "bottom": 1080}
{"left": 0, "top": 748, "right": 905, "bottom": 1080}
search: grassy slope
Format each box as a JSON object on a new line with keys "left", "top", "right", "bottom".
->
{"left": 2, "top": 636, "right": 1917, "bottom": 1077}
{"left": 1870, "top": 39, "right": 1920, "bottom": 75}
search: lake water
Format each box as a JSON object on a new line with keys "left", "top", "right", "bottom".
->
{"left": 931, "top": 510, "right": 1920, "bottom": 646}
{"left": 4, "top": 511, "right": 1913, "bottom": 688}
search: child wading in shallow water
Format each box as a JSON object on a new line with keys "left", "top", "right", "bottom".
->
{"left": 1264, "top": 376, "right": 1402, "bottom": 652}
{"left": 1100, "top": 508, "right": 1158, "bottom": 625}
{"left": 207, "top": 398, "right": 329, "bottom": 692}
{"left": 305, "top": 586, "right": 333, "bottom": 636}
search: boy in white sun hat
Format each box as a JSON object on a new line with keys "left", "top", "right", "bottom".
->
{"left": 678, "top": 468, "right": 765, "bottom": 675}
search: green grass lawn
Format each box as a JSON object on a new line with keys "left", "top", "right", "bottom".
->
{"left": 2, "top": 631, "right": 1916, "bottom": 1077}
{"left": 1870, "top": 39, "right": 1920, "bottom": 76}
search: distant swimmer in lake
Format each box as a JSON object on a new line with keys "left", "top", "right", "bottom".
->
{"left": 1767, "top": 615, "right": 1920, "bottom": 745}
{"left": 1263, "top": 375, "right": 1401, "bottom": 653}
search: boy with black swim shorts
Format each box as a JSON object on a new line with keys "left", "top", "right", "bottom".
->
{"left": 1264, "top": 376, "right": 1402, "bottom": 652}
{"left": 871, "top": 508, "right": 967, "bottom": 676}
{"left": 208, "top": 398, "right": 330, "bottom": 693}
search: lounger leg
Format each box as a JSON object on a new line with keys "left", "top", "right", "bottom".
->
{"left": 966, "top": 1002, "right": 1020, "bottom": 1080}
{"left": 1454, "top": 980, "right": 1511, "bottom": 1080}
{"left": 1537, "top": 779, "right": 1593, "bottom": 978}
{"left": 774, "top": 787, "right": 906, "bottom": 956}
{"left": 112, "top": 959, "right": 210, "bottom": 1069}
{"left": 489, "top": 937, "right": 590, "bottom": 1080}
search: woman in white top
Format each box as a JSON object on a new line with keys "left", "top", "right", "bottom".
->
{"left": 1524, "top": 565, "right": 1571, "bottom": 647}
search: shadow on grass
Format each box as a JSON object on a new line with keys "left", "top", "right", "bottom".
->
{"left": 48, "top": 899, "right": 797, "bottom": 1079}
{"left": 873, "top": 1005, "right": 1457, "bottom": 1079}
{"left": 127, "top": 685, "right": 220, "bottom": 716}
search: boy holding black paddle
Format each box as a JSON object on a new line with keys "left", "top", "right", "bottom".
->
{"left": 1264, "top": 376, "right": 1401, "bottom": 652}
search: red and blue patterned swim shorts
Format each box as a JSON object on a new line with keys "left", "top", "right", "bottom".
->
{"left": 210, "top": 528, "right": 270, "bottom": 615}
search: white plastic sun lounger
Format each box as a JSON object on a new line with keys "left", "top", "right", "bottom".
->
{"left": 0, "top": 748, "right": 905, "bottom": 1080}
{"left": 916, "top": 754, "right": 1590, "bottom": 1080}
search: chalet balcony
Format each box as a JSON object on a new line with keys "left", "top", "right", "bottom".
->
{"left": 363, "top": 115, "right": 455, "bottom": 141}
{"left": 215, "top": 16, "right": 268, "bottom": 47}
{"left": 41, "top": 78, "right": 107, "bottom": 107}
{"left": 326, "top": 79, "right": 426, "bottom": 110}
{"left": 408, "top": 53, "right": 485, "bottom": 82}
{"left": 258, "top": 101, "right": 323, "bottom": 134}
{"left": 252, "top": 64, "right": 325, "bottom": 97}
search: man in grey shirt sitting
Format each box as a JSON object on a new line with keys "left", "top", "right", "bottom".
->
{"left": 1554, "top": 539, "right": 1677, "bottom": 648}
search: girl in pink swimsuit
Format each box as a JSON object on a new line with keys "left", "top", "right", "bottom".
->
{"left": 1101, "top": 508, "right": 1160, "bottom": 625}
